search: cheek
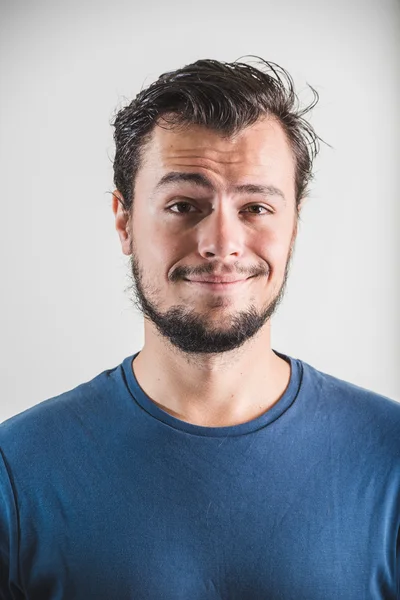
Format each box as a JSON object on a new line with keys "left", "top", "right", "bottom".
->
{"left": 132, "top": 208, "right": 163, "bottom": 256}
{"left": 134, "top": 222, "right": 183, "bottom": 277}
{"left": 258, "top": 223, "right": 295, "bottom": 273}
{"left": 267, "top": 232, "right": 292, "bottom": 259}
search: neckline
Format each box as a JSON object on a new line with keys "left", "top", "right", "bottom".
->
{"left": 121, "top": 349, "right": 303, "bottom": 437}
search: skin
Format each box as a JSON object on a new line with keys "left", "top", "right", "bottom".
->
{"left": 112, "top": 115, "right": 304, "bottom": 427}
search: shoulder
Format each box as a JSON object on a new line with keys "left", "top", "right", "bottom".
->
{"left": 303, "top": 358, "right": 400, "bottom": 415}
{"left": 0, "top": 359, "right": 126, "bottom": 460}
{"left": 298, "top": 357, "right": 400, "bottom": 453}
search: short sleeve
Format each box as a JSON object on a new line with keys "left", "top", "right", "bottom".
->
{"left": 0, "top": 448, "right": 22, "bottom": 599}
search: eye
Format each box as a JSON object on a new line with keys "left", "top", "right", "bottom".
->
{"left": 167, "top": 202, "right": 198, "bottom": 214}
{"left": 166, "top": 202, "right": 273, "bottom": 216}
{"left": 242, "top": 205, "right": 273, "bottom": 215}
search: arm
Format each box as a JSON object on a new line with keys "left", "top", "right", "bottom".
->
{"left": 0, "top": 448, "right": 23, "bottom": 600}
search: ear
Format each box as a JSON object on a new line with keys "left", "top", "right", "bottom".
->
{"left": 112, "top": 190, "right": 132, "bottom": 256}
{"left": 295, "top": 197, "right": 307, "bottom": 225}
{"left": 297, "top": 197, "right": 306, "bottom": 213}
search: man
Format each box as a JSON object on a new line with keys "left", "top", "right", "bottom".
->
{"left": 0, "top": 58, "right": 399, "bottom": 599}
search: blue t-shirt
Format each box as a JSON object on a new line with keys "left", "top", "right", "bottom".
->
{"left": 1, "top": 350, "right": 399, "bottom": 599}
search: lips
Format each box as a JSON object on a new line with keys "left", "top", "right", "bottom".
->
{"left": 189, "top": 279, "right": 247, "bottom": 284}
{"left": 187, "top": 276, "right": 250, "bottom": 283}
{"left": 184, "top": 277, "right": 253, "bottom": 292}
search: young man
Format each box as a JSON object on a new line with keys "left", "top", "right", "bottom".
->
{"left": 1, "top": 58, "right": 399, "bottom": 599}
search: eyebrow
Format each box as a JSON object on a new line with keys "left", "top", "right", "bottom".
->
{"left": 154, "top": 171, "right": 286, "bottom": 203}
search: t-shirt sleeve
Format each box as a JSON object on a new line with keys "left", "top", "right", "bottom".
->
{"left": 397, "top": 528, "right": 400, "bottom": 599}
{"left": 0, "top": 448, "right": 21, "bottom": 600}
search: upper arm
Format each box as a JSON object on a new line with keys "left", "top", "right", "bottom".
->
{"left": 0, "top": 447, "right": 23, "bottom": 599}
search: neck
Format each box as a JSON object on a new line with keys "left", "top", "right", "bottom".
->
{"left": 131, "top": 323, "right": 291, "bottom": 427}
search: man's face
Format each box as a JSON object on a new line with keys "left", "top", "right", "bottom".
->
{"left": 116, "top": 116, "right": 300, "bottom": 355}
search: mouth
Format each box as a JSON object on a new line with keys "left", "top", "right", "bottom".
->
{"left": 184, "top": 277, "right": 253, "bottom": 292}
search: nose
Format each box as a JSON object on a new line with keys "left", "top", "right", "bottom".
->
{"left": 196, "top": 205, "right": 245, "bottom": 260}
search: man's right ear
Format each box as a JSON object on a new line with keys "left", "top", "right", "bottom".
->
{"left": 112, "top": 190, "right": 132, "bottom": 256}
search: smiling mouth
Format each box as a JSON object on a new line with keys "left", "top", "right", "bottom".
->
{"left": 184, "top": 277, "right": 253, "bottom": 292}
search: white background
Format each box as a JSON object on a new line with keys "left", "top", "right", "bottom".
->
{"left": 0, "top": 0, "right": 399, "bottom": 422}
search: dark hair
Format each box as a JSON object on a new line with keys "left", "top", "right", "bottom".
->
{"left": 112, "top": 56, "right": 321, "bottom": 213}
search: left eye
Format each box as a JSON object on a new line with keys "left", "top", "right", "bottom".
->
{"left": 242, "top": 205, "right": 272, "bottom": 215}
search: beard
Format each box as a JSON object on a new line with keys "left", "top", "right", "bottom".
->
{"left": 127, "top": 237, "right": 296, "bottom": 356}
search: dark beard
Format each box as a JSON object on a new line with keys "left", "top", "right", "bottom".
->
{"left": 127, "top": 245, "right": 294, "bottom": 356}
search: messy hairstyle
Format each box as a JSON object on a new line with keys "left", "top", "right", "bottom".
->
{"left": 112, "top": 56, "right": 321, "bottom": 213}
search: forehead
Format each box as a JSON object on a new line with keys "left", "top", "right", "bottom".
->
{"left": 140, "top": 116, "right": 296, "bottom": 185}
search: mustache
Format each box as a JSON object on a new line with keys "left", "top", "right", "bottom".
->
{"left": 170, "top": 263, "right": 269, "bottom": 282}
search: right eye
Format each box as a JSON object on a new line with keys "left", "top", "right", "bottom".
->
{"left": 166, "top": 202, "right": 198, "bottom": 215}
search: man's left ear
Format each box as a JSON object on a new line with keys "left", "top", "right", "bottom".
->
{"left": 112, "top": 190, "right": 132, "bottom": 256}
{"left": 297, "top": 197, "right": 307, "bottom": 213}
{"left": 296, "top": 197, "right": 308, "bottom": 221}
